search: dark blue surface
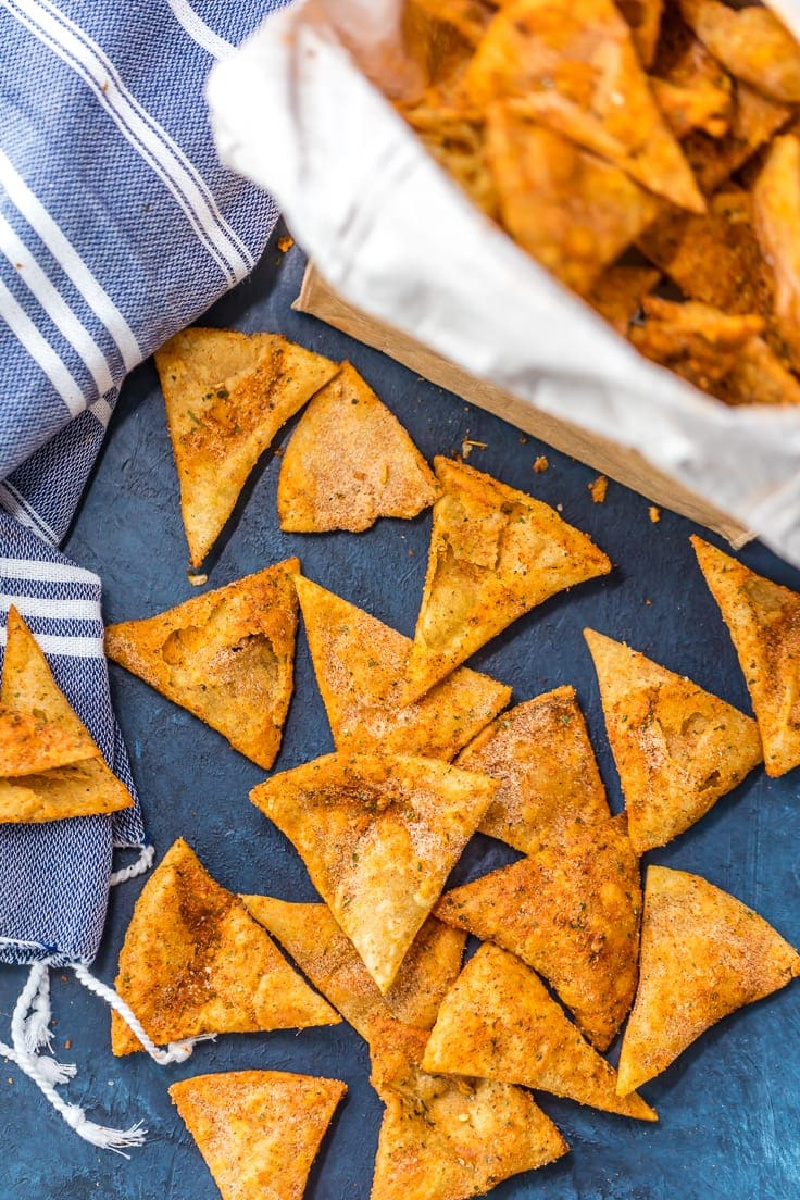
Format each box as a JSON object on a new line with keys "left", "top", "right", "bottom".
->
{"left": 2, "top": 225, "right": 800, "bottom": 1200}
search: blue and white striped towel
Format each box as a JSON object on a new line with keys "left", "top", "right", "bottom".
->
{"left": 0, "top": 0, "right": 288, "bottom": 972}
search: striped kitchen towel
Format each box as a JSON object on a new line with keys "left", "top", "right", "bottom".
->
{"left": 0, "top": 0, "right": 288, "bottom": 1149}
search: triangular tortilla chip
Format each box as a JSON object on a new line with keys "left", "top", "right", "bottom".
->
{"left": 753, "top": 135, "right": 800, "bottom": 370}
{"left": 585, "top": 628, "right": 762, "bottom": 852}
{"left": 242, "top": 898, "right": 465, "bottom": 1044}
{"left": 277, "top": 363, "right": 440, "bottom": 533}
{"left": 403, "top": 458, "right": 611, "bottom": 703}
{"left": 250, "top": 753, "right": 497, "bottom": 993}
{"left": 463, "top": 0, "right": 704, "bottom": 212}
{"left": 683, "top": 81, "right": 791, "bottom": 196}
{"left": 423, "top": 944, "right": 656, "bottom": 1120}
{"left": 617, "top": 865, "right": 800, "bottom": 1095}
{"left": 0, "top": 608, "right": 133, "bottom": 823}
{"left": 155, "top": 327, "right": 339, "bottom": 566}
{"left": 456, "top": 686, "right": 611, "bottom": 852}
{"left": 170, "top": 1070, "right": 346, "bottom": 1200}
{"left": 692, "top": 536, "right": 800, "bottom": 776}
{"left": 105, "top": 560, "right": 299, "bottom": 770}
{"left": 295, "top": 576, "right": 511, "bottom": 760}
{"left": 678, "top": 0, "right": 800, "bottom": 105}
{"left": 111, "top": 838, "right": 338, "bottom": 1056}
{"left": 617, "top": 0, "right": 662, "bottom": 68}
{"left": 435, "top": 814, "right": 640, "bottom": 1050}
{"left": 370, "top": 1019, "right": 568, "bottom": 1200}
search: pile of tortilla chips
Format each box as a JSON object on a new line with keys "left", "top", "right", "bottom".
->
{"left": 394, "top": 0, "right": 800, "bottom": 407}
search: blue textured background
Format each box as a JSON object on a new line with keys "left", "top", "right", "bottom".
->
{"left": 2, "top": 225, "right": 799, "bottom": 1200}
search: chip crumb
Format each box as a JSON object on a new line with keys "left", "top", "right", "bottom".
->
{"left": 646, "top": 599, "right": 652, "bottom": 606}
{"left": 186, "top": 572, "right": 208, "bottom": 587}
{"left": 649, "top": 506, "right": 661, "bottom": 523}
{"left": 461, "top": 438, "right": 488, "bottom": 460}
{"left": 533, "top": 456, "right": 549, "bottom": 474}
{"left": 64, "top": 1039, "right": 72, "bottom": 1050}
{"left": 557, "top": 502, "right": 564, "bottom": 512}
{"left": 589, "top": 475, "right": 609, "bottom": 504}
{"left": 519, "top": 435, "right": 528, "bottom": 444}
{"left": 277, "top": 236, "right": 294, "bottom": 253}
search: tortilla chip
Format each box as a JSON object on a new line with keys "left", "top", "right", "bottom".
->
{"left": 617, "top": 865, "right": 800, "bottom": 1095}
{"left": 0, "top": 608, "right": 133, "bottom": 823}
{"left": 683, "top": 81, "right": 791, "bottom": 195}
{"left": 170, "top": 1070, "right": 346, "bottom": 1200}
{"left": 423, "top": 944, "right": 656, "bottom": 1120}
{"left": 111, "top": 838, "right": 338, "bottom": 1056}
{"left": 616, "top": 0, "right": 662, "bottom": 68}
{"left": 242, "top": 898, "right": 465, "bottom": 1043}
{"left": 678, "top": 0, "right": 800, "bottom": 105}
{"left": 277, "top": 363, "right": 440, "bottom": 533}
{"left": 629, "top": 298, "right": 764, "bottom": 391}
{"left": 105, "top": 560, "right": 299, "bottom": 770}
{"left": 403, "top": 457, "right": 611, "bottom": 704}
{"left": 587, "top": 264, "right": 661, "bottom": 335}
{"left": 637, "top": 189, "right": 775, "bottom": 318}
{"left": 715, "top": 336, "right": 800, "bottom": 407}
{"left": 435, "top": 813, "right": 641, "bottom": 1050}
{"left": 464, "top": 0, "right": 705, "bottom": 212}
{"left": 651, "top": 77, "right": 732, "bottom": 140}
{"left": 295, "top": 576, "right": 511, "bottom": 761}
{"left": 402, "top": 0, "right": 494, "bottom": 89}
{"left": 584, "top": 629, "right": 762, "bottom": 853}
{"left": 753, "top": 135, "right": 800, "bottom": 370}
{"left": 155, "top": 327, "right": 339, "bottom": 566}
{"left": 455, "top": 686, "right": 611, "bottom": 852}
{"left": 485, "top": 105, "right": 659, "bottom": 295}
{"left": 692, "top": 536, "right": 800, "bottom": 776}
{"left": 250, "top": 753, "right": 497, "bottom": 994}
{"left": 653, "top": 6, "right": 732, "bottom": 93}
{"left": 370, "top": 1019, "right": 568, "bottom": 1200}
{"left": 397, "top": 89, "right": 500, "bottom": 218}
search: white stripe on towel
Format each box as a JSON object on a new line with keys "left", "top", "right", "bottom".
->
{"left": 166, "top": 0, "right": 234, "bottom": 60}
{"left": 0, "top": 627, "right": 104, "bottom": 658}
{"left": 0, "top": 278, "right": 83, "bottom": 416}
{"left": 0, "top": 557, "right": 99, "bottom": 586}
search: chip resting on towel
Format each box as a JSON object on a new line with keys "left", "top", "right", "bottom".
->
{"left": 105, "top": 560, "right": 299, "bottom": 770}
{"left": 456, "top": 686, "right": 611, "bottom": 852}
{"left": 242, "top": 898, "right": 465, "bottom": 1044}
{"left": 585, "top": 628, "right": 762, "bottom": 852}
{"left": 277, "top": 362, "right": 440, "bottom": 533}
{"left": 617, "top": 865, "right": 800, "bottom": 1095}
{"left": 295, "top": 575, "right": 511, "bottom": 760}
{"left": 155, "top": 326, "right": 339, "bottom": 565}
{"left": 423, "top": 944, "right": 656, "bottom": 1120}
{"left": 0, "top": 607, "right": 133, "bottom": 823}
{"left": 111, "top": 838, "right": 338, "bottom": 1056}
{"left": 170, "top": 1070, "right": 346, "bottom": 1200}
{"left": 369, "top": 1019, "right": 568, "bottom": 1200}
{"left": 403, "top": 458, "right": 611, "bottom": 703}
{"left": 435, "top": 813, "right": 641, "bottom": 1049}
{"left": 251, "top": 753, "right": 497, "bottom": 993}
{"left": 692, "top": 536, "right": 800, "bottom": 777}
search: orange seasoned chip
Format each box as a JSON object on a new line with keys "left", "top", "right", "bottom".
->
{"left": 403, "top": 458, "right": 611, "bottom": 703}
{"left": 651, "top": 76, "right": 731, "bottom": 140}
{"left": 637, "top": 189, "right": 775, "bottom": 317}
{"left": 435, "top": 814, "right": 641, "bottom": 1050}
{"left": 683, "top": 81, "right": 791, "bottom": 195}
{"left": 485, "top": 106, "right": 659, "bottom": 294}
{"left": 242, "top": 898, "right": 465, "bottom": 1044}
{"left": 423, "top": 944, "right": 656, "bottom": 1120}
{"left": 753, "top": 135, "right": 800, "bottom": 370}
{"left": 630, "top": 298, "right": 764, "bottom": 391}
{"left": 679, "top": 0, "right": 800, "bottom": 105}
{"left": 295, "top": 576, "right": 510, "bottom": 761}
{"left": 277, "top": 363, "right": 440, "bottom": 533}
{"left": 370, "top": 1019, "right": 568, "bottom": 1200}
{"left": 692, "top": 537, "right": 800, "bottom": 776}
{"left": 155, "top": 327, "right": 338, "bottom": 566}
{"left": 251, "top": 754, "right": 497, "bottom": 994}
{"left": 456, "top": 686, "right": 611, "bottom": 852}
{"left": 464, "top": 0, "right": 705, "bottom": 212}
{"left": 715, "top": 336, "right": 800, "bottom": 407}
{"left": 170, "top": 1070, "right": 346, "bottom": 1200}
{"left": 588, "top": 264, "right": 660, "bottom": 334}
{"left": 111, "top": 839, "right": 339, "bottom": 1056}
{"left": 616, "top": 0, "right": 662, "bottom": 68}
{"left": 617, "top": 866, "right": 800, "bottom": 1095}
{"left": 105, "top": 561, "right": 299, "bottom": 770}
{"left": 585, "top": 629, "right": 762, "bottom": 853}
{"left": 402, "top": 0, "right": 494, "bottom": 89}
{"left": 0, "top": 608, "right": 133, "bottom": 824}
